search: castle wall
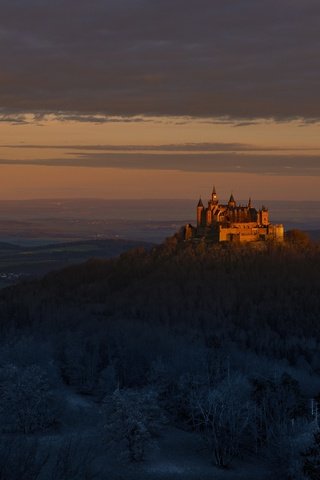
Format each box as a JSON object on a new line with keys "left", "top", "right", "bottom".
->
{"left": 218, "top": 225, "right": 265, "bottom": 242}
{"left": 217, "top": 224, "right": 284, "bottom": 242}
{"left": 267, "top": 224, "right": 284, "bottom": 241}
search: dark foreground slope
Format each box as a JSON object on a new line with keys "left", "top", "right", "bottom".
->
{"left": 0, "top": 236, "right": 320, "bottom": 479}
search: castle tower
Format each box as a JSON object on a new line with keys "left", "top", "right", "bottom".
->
{"left": 228, "top": 193, "right": 236, "bottom": 208}
{"left": 197, "top": 197, "right": 204, "bottom": 227}
{"left": 260, "top": 206, "right": 269, "bottom": 226}
{"left": 211, "top": 185, "right": 218, "bottom": 205}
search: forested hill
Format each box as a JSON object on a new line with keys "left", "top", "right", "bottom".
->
{"left": 1, "top": 233, "right": 320, "bottom": 344}
{"left": 1, "top": 234, "right": 320, "bottom": 479}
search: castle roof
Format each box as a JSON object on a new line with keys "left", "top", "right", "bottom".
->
{"left": 197, "top": 197, "right": 204, "bottom": 207}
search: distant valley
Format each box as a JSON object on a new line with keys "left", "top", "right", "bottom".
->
{"left": 0, "top": 198, "right": 319, "bottom": 244}
{"left": 0, "top": 239, "right": 153, "bottom": 287}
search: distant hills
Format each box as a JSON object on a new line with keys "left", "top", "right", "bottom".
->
{"left": 306, "top": 229, "right": 320, "bottom": 241}
{"left": 0, "top": 238, "right": 153, "bottom": 287}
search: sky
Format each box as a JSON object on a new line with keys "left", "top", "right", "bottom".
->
{"left": 0, "top": 0, "right": 320, "bottom": 201}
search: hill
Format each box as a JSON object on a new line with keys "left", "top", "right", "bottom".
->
{"left": 3, "top": 234, "right": 320, "bottom": 336}
{"left": 0, "top": 236, "right": 320, "bottom": 479}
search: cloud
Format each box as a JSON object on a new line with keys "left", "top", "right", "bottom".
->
{"left": 5, "top": 142, "right": 320, "bottom": 154}
{"left": 0, "top": 112, "right": 156, "bottom": 125}
{"left": 53, "top": 114, "right": 150, "bottom": 124}
{"left": 1, "top": 152, "right": 320, "bottom": 176}
{"left": 0, "top": 0, "right": 320, "bottom": 120}
{"left": 0, "top": 114, "right": 29, "bottom": 124}
{"left": 3, "top": 142, "right": 320, "bottom": 153}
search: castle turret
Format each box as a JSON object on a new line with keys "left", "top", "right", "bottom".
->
{"left": 211, "top": 185, "right": 218, "bottom": 205}
{"left": 197, "top": 197, "right": 204, "bottom": 227}
{"left": 228, "top": 193, "right": 236, "bottom": 208}
{"left": 260, "top": 206, "right": 269, "bottom": 226}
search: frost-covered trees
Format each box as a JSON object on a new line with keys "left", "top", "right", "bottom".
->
{"left": 251, "top": 372, "right": 306, "bottom": 446}
{"left": 0, "top": 239, "right": 318, "bottom": 476}
{"left": 0, "top": 365, "right": 58, "bottom": 433}
{"left": 104, "top": 388, "right": 164, "bottom": 462}
{"left": 190, "top": 374, "right": 254, "bottom": 467}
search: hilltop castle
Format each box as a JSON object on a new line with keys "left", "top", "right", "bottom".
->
{"left": 184, "top": 186, "right": 284, "bottom": 243}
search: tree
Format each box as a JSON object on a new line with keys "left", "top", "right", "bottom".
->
{"left": 190, "top": 375, "right": 254, "bottom": 467}
{"left": 286, "top": 229, "right": 311, "bottom": 247}
{"left": 251, "top": 372, "right": 306, "bottom": 447}
{"left": 103, "top": 388, "right": 164, "bottom": 462}
{"left": 0, "top": 364, "right": 58, "bottom": 433}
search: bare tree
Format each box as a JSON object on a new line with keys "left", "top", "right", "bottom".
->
{"left": 190, "top": 374, "right": 254, "bottom": 467}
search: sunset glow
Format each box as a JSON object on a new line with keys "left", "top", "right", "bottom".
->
{"left": 1, "top": 115, "right": 320, "bottom": 200}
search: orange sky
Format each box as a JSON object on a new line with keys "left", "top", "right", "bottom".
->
{"left": 0, "top": 115, "right": 320, "bottom": 200}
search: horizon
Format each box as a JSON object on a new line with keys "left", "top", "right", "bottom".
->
{"left": 0, "top": 196, "right": 320, "bottom": 203}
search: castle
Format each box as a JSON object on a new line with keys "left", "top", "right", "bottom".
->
{"left": 184, "top": 186, "right": 284, "bottom": 243}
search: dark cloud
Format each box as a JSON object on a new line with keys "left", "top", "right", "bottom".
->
{"left": 4, "top": 142, "right": 320, "bottom": 152}
{"left": 0, "top": 0, "right": 320, "bottom": 120}
{"left": 1, "top": 152, "right": 320, "bottom": 176}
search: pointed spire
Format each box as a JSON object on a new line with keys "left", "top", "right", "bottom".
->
{"left": 228, "top": 193, "right": 236, "bottom": 208}
{"left": 197, "top": 197, "right": 203, "bottom": 207}
{"left": 248, "top": 197, "right": 252, "bottom": 208}
{"left": 211, "top": 185, "right": 218, "bottom": 203}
